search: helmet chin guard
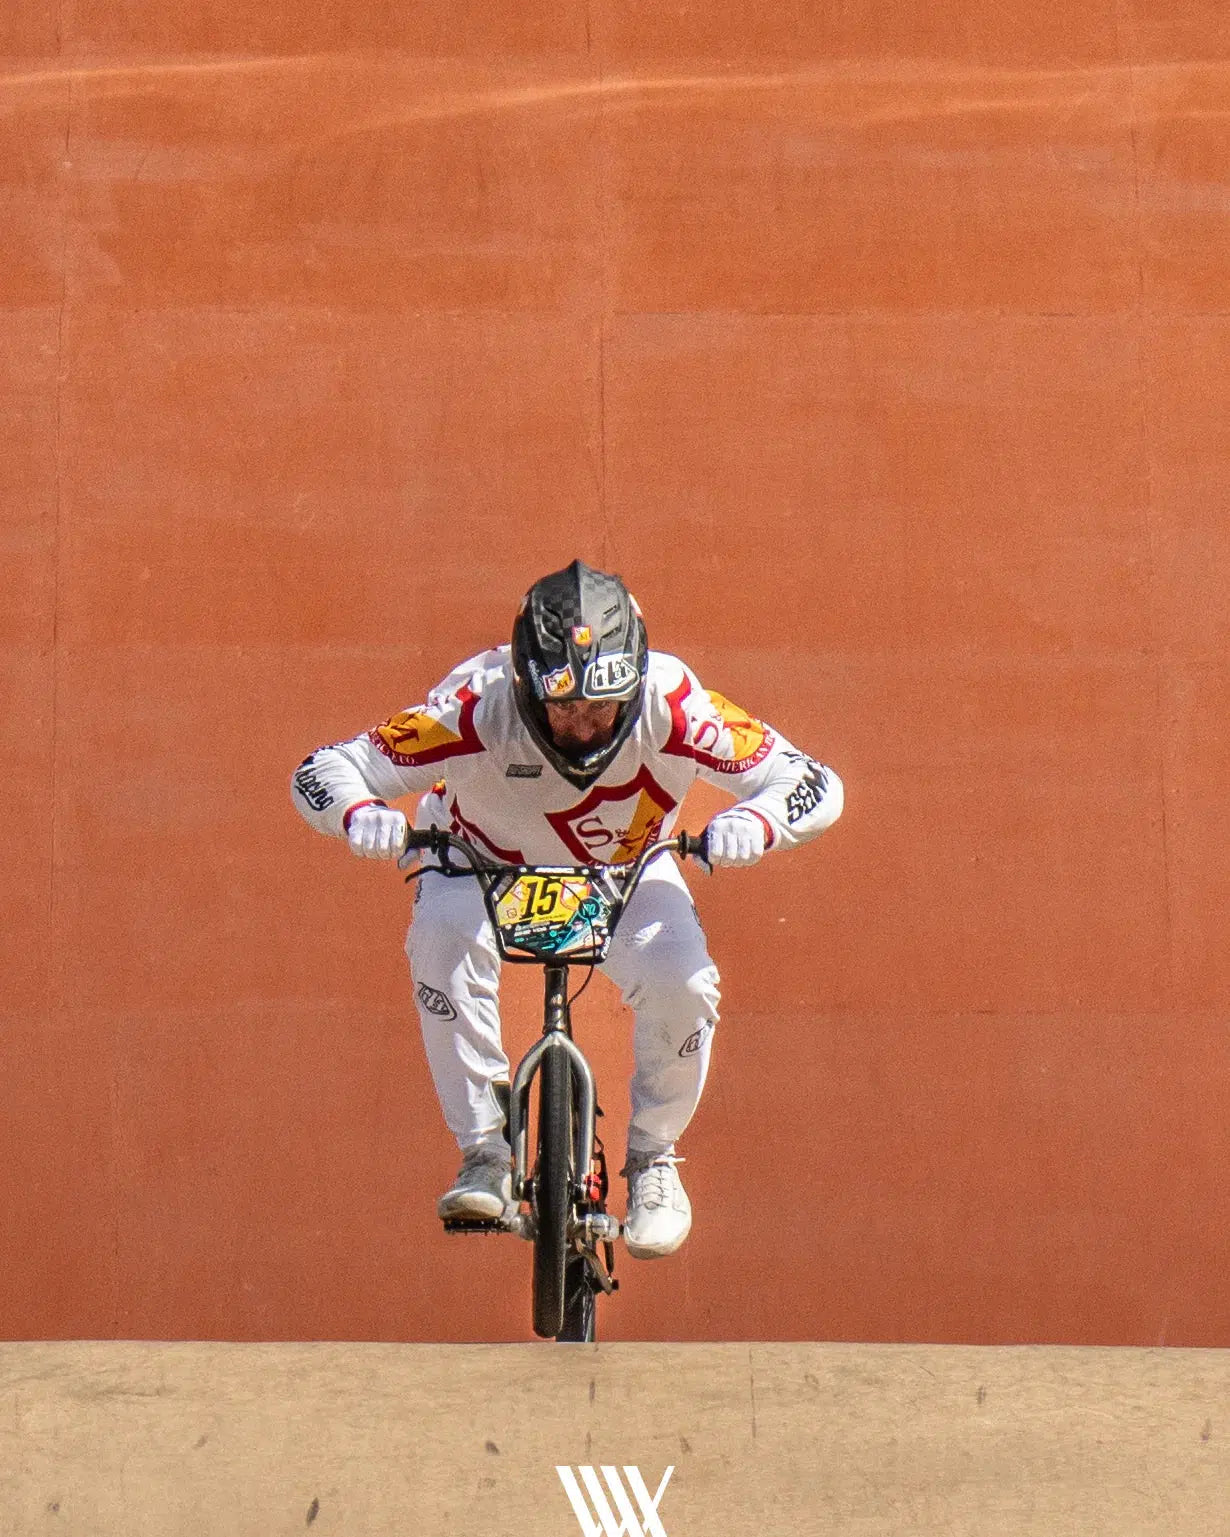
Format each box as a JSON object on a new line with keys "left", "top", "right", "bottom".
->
{"left": 511, "top": 560, "right": 648, "bottom": 788}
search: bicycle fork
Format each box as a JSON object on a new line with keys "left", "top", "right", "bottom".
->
{"left": 508, "top": 966, "right": 597, "bottom": 1209}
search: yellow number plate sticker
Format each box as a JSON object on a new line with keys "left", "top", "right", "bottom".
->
{"left": 496, "top": 875, "right": 590, "bottom": 929}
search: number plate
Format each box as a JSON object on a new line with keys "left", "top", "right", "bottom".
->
{"left": 493, "top": 873, "right": 613, "bottom": 957}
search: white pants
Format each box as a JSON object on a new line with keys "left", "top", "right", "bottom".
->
{"left": 406, "top": 856, "right": 721, "bottom": 1158}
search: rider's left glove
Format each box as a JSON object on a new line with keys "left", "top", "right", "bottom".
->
{"left": 346, "top": 803, "right": 409, "bottom": 860}
{"left": 703, "top": 808, "right": 768, "bottom": 870}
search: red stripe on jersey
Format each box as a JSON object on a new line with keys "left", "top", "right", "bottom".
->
{"left": 342, "top": 798, "right": 387, "bottom": 832}
{"left": 663, "top": 676, "right": 695, "bottom": 758}
{"left": 448, "top": 796, "right": 525, "bottom": 864}
{"left": 747, "top": 809, "right": 776, "bottom": 849}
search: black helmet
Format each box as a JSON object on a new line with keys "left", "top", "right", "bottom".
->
{"left": 511, "top": 560, "right": 648, "bottom": 788}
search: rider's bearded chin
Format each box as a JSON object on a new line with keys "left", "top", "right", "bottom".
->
{"left": 546, "top": 701, "right": 618, "bottom": 756}
{"left": 553, "top": 723, "right": 612, "bottom": 753}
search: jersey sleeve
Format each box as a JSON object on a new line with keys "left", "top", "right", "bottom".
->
{"left": 290, "top": 661, "right": 487, "bottom": 839}
{"left": 658, "top": 660, "right": 843, "bottom": 853}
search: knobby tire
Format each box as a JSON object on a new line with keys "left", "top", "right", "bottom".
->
{"left": 559, "top": 1253, "right": 596, "bottom": 1342}
{"left": 532, "top": 1043, "right": 572, "bottom": 1339}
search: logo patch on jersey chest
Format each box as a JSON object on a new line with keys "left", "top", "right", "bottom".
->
{"left": 546, "top": 766, "right": 678, "bottom": 865}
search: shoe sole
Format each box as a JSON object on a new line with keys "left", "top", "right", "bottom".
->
{"left": 623, "top": 1220, "right": 692, "bottom": 1260}
{"left": 437, "top": 1193, "right": 508, "bottom": 1221}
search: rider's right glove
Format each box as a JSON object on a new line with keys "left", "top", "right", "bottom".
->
{"left": 346, "top": 802, "right": 409, "bottom": 860}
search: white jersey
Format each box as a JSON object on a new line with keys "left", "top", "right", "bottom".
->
{"left": 291, "top": 648, "right": 842, "bottom": 864}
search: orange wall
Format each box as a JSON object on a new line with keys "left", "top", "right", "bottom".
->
{"left": 3, "top": 5, "right": 1228, "bottom": 1343}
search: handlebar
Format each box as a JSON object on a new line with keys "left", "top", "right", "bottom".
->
{"left": 400, "top": 825, "right": 709, "bottom": 873}
{"left": 400, "top": 825, "right": 709, "bottom": 964}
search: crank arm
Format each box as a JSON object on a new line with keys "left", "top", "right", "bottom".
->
{"left": 576, "top": 1242, "right": 620, "bottom": 1297}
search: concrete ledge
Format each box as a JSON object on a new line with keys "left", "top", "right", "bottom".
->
{"left": 0, "top": 1342, "right": 1225, "bottom": 1534}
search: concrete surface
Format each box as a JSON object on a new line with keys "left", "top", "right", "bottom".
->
{"left": 1, "top": 1341, "right": 1227, "bottom": 1535}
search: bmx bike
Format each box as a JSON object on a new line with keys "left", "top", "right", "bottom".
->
{"left": 399, "top": 825, "right": 707, "bottom": 1343}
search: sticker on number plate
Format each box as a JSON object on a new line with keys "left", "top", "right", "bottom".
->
{"left": 496, "top": 874, "right": 590, "bottom": 928}
{"left": 494, "top": 874, "right": 612, "bottom": 955}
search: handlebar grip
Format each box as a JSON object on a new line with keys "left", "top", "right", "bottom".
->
{"left": 401, "top": 829, "right": 438, "bottom": 852}
{"left": 677, "top": 829, "right": 710, "bottom": 863}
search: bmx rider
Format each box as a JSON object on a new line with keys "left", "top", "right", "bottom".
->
{"left": 291, "top": 561, "right": 843, "bottom": 1259}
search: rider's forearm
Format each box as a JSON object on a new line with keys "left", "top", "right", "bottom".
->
{"left": 290, "top": 737, "right": 411, "bottom": 838}
{"left": 731, "top": 756, "right": 844, "bottom": 853}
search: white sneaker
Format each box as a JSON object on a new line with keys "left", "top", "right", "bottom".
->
{"left": 621, "top": 1151, "right": 692, "bottom": 1259}
{"left": 437, "top": 1144, "right": 512, "bottom": 1221}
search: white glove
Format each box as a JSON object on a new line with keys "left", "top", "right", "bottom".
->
{"left": 703, "top": 808, "right": 767, "bottom": 870}
{"left": 346, "top": 803, "right": 408, "bottom": 860}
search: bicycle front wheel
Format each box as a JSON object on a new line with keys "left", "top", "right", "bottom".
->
{"left": 532, "top": 1042, "right": 573, "bottom": 1339}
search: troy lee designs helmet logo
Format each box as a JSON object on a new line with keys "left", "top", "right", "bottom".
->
{"left": 583, "top": 655, "right": 640, "bottom": 698}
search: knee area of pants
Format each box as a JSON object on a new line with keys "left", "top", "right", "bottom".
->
{"left": 652, "top": 963, "right": 720, "bottom": 1022}
{"left": 694, "top": 967, "right": 721, "bottom": 1019}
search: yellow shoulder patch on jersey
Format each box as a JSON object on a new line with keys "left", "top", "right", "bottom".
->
{"left": 374, "top": 710, "right": 462, "bottom": 758}
{"left": 368, "top": 684, "right": 484, "bottom": 768}
{"left": 705, "top": 690, "right": 770, "bottom": 765}
{"left": 662, "top": 675, "right": 775, "bottom": 775}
